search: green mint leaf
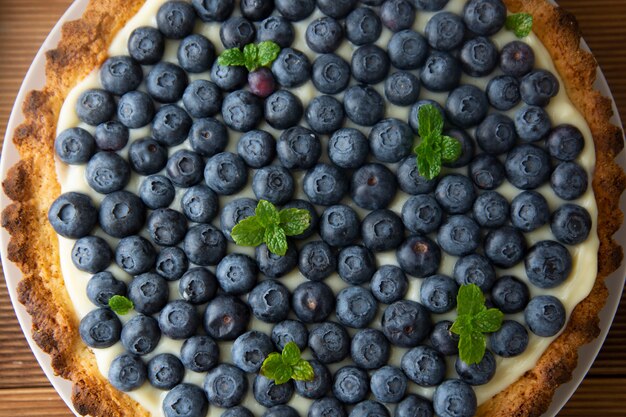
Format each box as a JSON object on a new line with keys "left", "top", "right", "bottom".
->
{"left": 218, "top": 47, "right": 246, "bottom": 67}
{"left": 279, "top": 208, "right": 311, "bottom": 236}
{"left": 506, "top": 13, "right": 533, "bottom": 38}
{"left": 243, "top": 43, "right": 259, "bottom": 72}
{"left": 265, "top": 223, "right": 288, "bottom": 256}
{"left": 441, "top": 135, "right": 462, "bottom": 163}
{"left": 281, "top": 341, "right": 301, "bottom": 366}
{"left": 256, "top": 200, "right": 280, "bottom": 227}
{"left": 415, "top": 142, "right": 441, "bottom": 180}
{"left": 260, "top": 352, "right": 292, "bottom": 385}
{"left": 292, "top": 359, "right": 315, "bottom": 382}
{"left": 456, "top": 284, "right": 486, "bottom": 317}
{"left": 231, "top": 216, "right": 266, "bottom": 247}
{"left": 458, "top": 330, "right": 487, "bottom": 365}
{"left": 450, "top": 314, "right": 473, "bottom": 336}
{"left": 417, "top": 104, "right": 444, "bottom": 140}
{"left": 257, "top": 40, "right": 281, "bottom": 67}
{"left": 108, "top": 295, "right": 133, "bottom": 315}
{"left": 473, "top": 308, "right": 504, "bottom": 333}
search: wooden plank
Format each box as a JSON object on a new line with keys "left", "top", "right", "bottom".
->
{"left": 0, "top": 388, "right": 73, "bottom": 417}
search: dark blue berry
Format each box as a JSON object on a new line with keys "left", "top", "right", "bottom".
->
{"left": 86, "top": 272, "right": 126, "bottom": 308}
{"left": 128, "top": 273, "right": 169, "bottom": 315}
{"left": 211, "top": 61, "right": 247, "bottom": 91}
{"left": 256, "top": 243, "right": 298, "bottom": 278}
{"left": 86, "top": 152, "right": 130, "bottom": 194}
{"left": 475, "top": 113, "right": 517, "bottom": 155}
{"left": 468, "top": 154, "right": 505, "bottom": 190}
{"left": 515, "top": 106, "right": 552, "bottom": 142}
{"left": 232, "top": 330, "right": 274, "bottom": 373}
{"left": 100, "top": 56, "right": 143, "bottom": 95}
{"left": 248, "top": 279, "right": 291, "bottom": 322}
{"left": 551, "top": 162, "right": 588, "bottom": 200}
{"left": 179, "top": 267, "right": 217, "bottom": 304}
{"left": 272, "top": 320, "right": 309, "bottom": 350}
{"left": 128, "top": 138, "right": 167, "bottom": 175}
{"left": 204, "top": 152, "right": 248, "bottom": 195}
{"left": 350, "top": 328, "right": 390, "bottom": 370}
{"left": 192, "top": 0, "right": 234, "bottom": 21}
{"left": 385, "top": 71, "right": 421, "bottom": 106}
{"left": 312, "top": 54, "right": 350, "bottom": 94}
{"left": 351, "top": 45, "right": 390, "bottom": 85}
{"left": 460, "top": 36, "right": 498, "bottom": 77}
{"left": 147, "top": 208, "right": 187, "bottom": 247}
{"left": 180, "top": 335, "right": 219, "bottom": 372}
{"left": 298, "top": 241, "right": 336, "bottom": 281}
{"left": 435, "top": 174, "right": 476, "bottom": 214}
{"left": 128, "top": 26, "right": 165, "bottom": 65}
{"left": 455, "top": 350, "right": 496, "bottom": 385}
{"left": 148, "top": 354, "right": 184, "bottom": 390}
{"left": 157, "top": 1, "right": 196, "bottom": 39}
{"left": 156, "top": 247, "right": 189, "bottom": 281}
{"left": 183, "top": 80, "right": 222, "bottom": 118}
{"left": 344, "top": 85, "right": 385, "bottom": 126}
{"left": 306, "top": 17, "right": 343, "bottom": 53}
{"left": 425, "top": 12, "right": 465, "bottom": 51}
{"left": 486, "top": 75, "right": 521, "bottom": 111}
{"left": 48, "top": 192, "right": 98, "bottom": 239}
{"left": 216, "top": 254, "right": 257, "bottom": 295}
{"left": 381, "top": 0, "right": 415, "bottom": 32}
{"left": 317, "top": 0, "right": 356, "bottom": 18}
{"left": 264, "top": 90, "right": 303, "bottom": 130}
{"left": 401, "top": 345, "right": 446, "bottom": 386}
{"left": 319, "top": 205, "right": 360, "bottom": 247}
{"left": 397, "top": 155, "right": 438, "bottom": 195}
{"left": 72, "top": 236, "right": 112, "bottom": 273}
{"left": 76, "top": 89, "right": 115, "bottom": 126}
{"left": 388, "top": 30, "right": 428, "bottom": 70}
{"left": 420, "top": 51, "right": 461, "bottom": 92}
{"left": 152, "top": 105, "right": 193, "bottom": 147}
{"left": 491, "top": 275, "right": 530, "bottom": 314}
{"left": 370, "top": 266, "right": 408, "bottom": 304}
{"left": 433, "top": 379, "right": 477, "bottom": 417}
{"left": 294, "top": 360, "right": 332, "bottom": 399}
{"left": 337, "top": 245, "right": 376, "bottom": 285}
{"left": 98, "top": 191, "right": 146, "bottom": 238}
{"left": 121, "top": 315, "right": 161, "bottom": 355}
{"left": 257, "top": 16, "right": 294, "bottom": 47}
{"left": 220, "top": 16, "right": 255, "bottom": 48}
{"left": 524, "top": 295, "right": 566, "bottom": 337}
{"left": 382, "top": 300, "right": 431, "bottom": 347}
{"left": 223, "top": 407, "right": 254, "bottom": 417}
{"left": 272, "top": 48, "right": 311, "bottom": 87}
{"left": 220, "top": 198, "right": 257, "bottom": 241}
{"left": 521, "top": 70, "right": 560, "bottom": 107}
{"left": 222, "top": 90, "right": 263, "bottom": 132}
{"left": 402, "top": 194, "right": 443, "bottom": 235}
{"left": 350, "top": 401, "right": 390, "bottom": 417}
{"left": 240, "top": 0, "right": 273, "bottom": 20}
{"left": 94, "top": 121, "right": 128, "bottom": 151}
{"left": 446, "top": 85, "right": 489, "bottom": 128}
{"left": 505, "top": 144, "right": 551, "bottom": 190}
{"left": 369, "top": 118, "right": 413, "bottom": 163}
{"left": 163, "top": 384, "right": 208, "bottom": 417}
{"left": 180, "top": 185, "right": 218, "bottom": 223}
{"left": 525, "top": 240, "right": 572, "bottom": 288}
{"left": 490, "top": 320, "right": 529, "bottom": 357}
{"left": 204, "top": 295, "right": 250, "bottom": 340}
{"left": 510, "top": 191, "right": 549, "bottom": 232}
{"left": 361, "top": 209, "right": 404, "bottom": 252}
{"left": 292, "top": 281, "right": 334, "bottom": 323}
{"left": 430, "top": 320, "right": 459, "bottom": 356}
{"left": 166, "top": 150, "right": 204, "bottom": 188}
{"left": 306, "top": 96, "right": 345, "bottom": 134}
{"left": 304, "top": 163, "right": 349, "bottom": 206}
{"left": 371, "top": 366, "right": 407, "bottom": 403}
{"left": 336, "top": 286, "right": 377, "bottom": 328}
{"left": 108, "top": 354, "right": 147, "bottom": 392}
{"left": 500, "top": 40, "right": 536, "bottom": 78}
{"left": 484, "top": 226, "right": 527, "bottom": 268}
{"left": 351, "top": 163, "right": 397, "bottom": 210}
{"left": 410, "top": 0, "right": 449, "bottom": 8}
{"left": 188, "top": 118, "right": 228, "bottom": 157}
{"left": 453, "top": 254, "right": 496, "bottom": 291}
{"left": 275, "top": 0, "right": 315, "bottom": 21}
{"left": 264, "top": 406, "right": 299, "bottom": 417}
{"left": 333, "top": 366, "right": 369, "bottom": 404}
{"left": 79, "top": 308, "right": 121, "bottom": 348}
{"left": 473, "top": 191, "right": 509, "bottom": 228}
{"left": 184, "top": 224, "right": 226, "bottom": 266}
{"left": 146, "top": 62, "right": 188, "bottom": 103}
{"left": 551, "top": 204, "right": 591, "bottom": 245}
{"left": 546, "top": 124, "right": 585, "bottom": 161}
{"left": 204, "top": 364, "right": 248, "bottom": 407}
{"left": 254, "top": 374, "right": 294, "bottom": 407}
{"left": 420, "top": 275, "right": 459, "bottom": 314}
{"left": 395, "top": 395, "right": 434, "bottom": 417}
{"left": 463, "top": 0, "right": 506, "bottom": 35}
{"left": 345, "top": 7, "right": 382, "bottom": 45}
{"left": 328, "top": 128, "right": 368, "bottom": 169}
{"left": 277, "top": 126, "right": 321, "bottom": 169}
{"left": 396, "top": 235, "right": 441, "bottom": 278}
{"left": 238, "top": 130, "right": 275, "bottom": 168}
{"left": 308, "top": 322, "right": 350, "bottom": 363}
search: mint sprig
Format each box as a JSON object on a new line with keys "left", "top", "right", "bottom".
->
{"left": 261, "top": 341, "right": 315, "bottom": 385}
{"left": 108, "top": 295, "right": 133, "bottom": 315}
{"left": 218, "top": 41, "right": 281, "bottom": 72}
{"left": 231, "top": 200, "right": 310, "bottom": 256}
{"left": 451, "top": 284, "right": 504, "bottom": 365}
{"left": 506, "top": 13, "right": 533, "bottom": 38}
{"left": 414, "top": 104, "right": 462, "bottom": 180}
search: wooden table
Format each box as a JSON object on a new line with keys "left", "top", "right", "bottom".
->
{"left": 0, "top": 0, "right": 625, "bottom": 416}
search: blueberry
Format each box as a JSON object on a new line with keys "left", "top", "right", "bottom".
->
{"left": 276, "top": 127, "right": 321, "bottom": 170}
{"left": 395, "top": 395, "right": 434, "bottom": 417}
{"left": 505, "top": 144, "right": 551, "bottom": 190}
{"left": 361, "top": 209, "right": 404, "bottom": 252}
{"left": 337, "top": 245, "right": 376, "bottom": 285}
{"left": 475, "top": 113, "right": 517, "bottom": 155}
{"left": 351, "top": 45, "right": 390, "bottom": 85}
{"left": 192, "top": 0, "right": 234, "bottom": 21}
{"left": 490, "top": 320, "right": 529, "bottom": 358}
{"left": 455, "top": 350, "right": 496, "bottom": 385}
{"left": 272, "top": 320, "right": 309, "bottom": 350}
{"left": 552, "top": 162, "right": 588, "bottom": 200}
{"left": 420, "top": 275, "right": 459, "bottom": 314}
{"left": 128, "top": 26, "right": 165, "bottom": 65}
{"left": 350, "top": 328, "right": 390, "bottom": 370}
{"left": 152, "top": 105, "right": 193, "bottom": 148}
{"left": 254, "top": 374, "right": 294, "bottom": 407}
{"left": 108, "top": 354, "right": 147, "bottom": 392}
{"left": 272, "top": 48, "right": 311, "bottom": 87}
{"left": 381, "top": 0, "right": 415, "bottom": 32}
{"left": 350, "top": 401, "right": 390, "bottom": 417}
{"left": 328, "top": 128, "right": 369, "bottom": 169}
{"left": 48, "top": 192, "right": 97, "bottom": 238}
{"left": 292, "top": 281, "right": 335, "bottom": 323}
{"left": 486, "top": 75, "right": 521, "bottom": 111}
{"left": 180, "top": 335, "right": 219, "bottom": 372}
{"left": 443, "top": 129, "right": 475, "bottom": 168}
{"left": 420, "top": 52, "right": 462, "bottom": 92}
{"left": 223, "top": 407, "right": 254, "bottom": 417}
{"left": 115, "top": 235, "right": 156, "bottom": 275}
{"left": 204, "top": 295, "right": 250, "bottom": 340}
{"left": 249, "top": 279, "right": 291, "bottom": 322}
{"left": 402, "top": 194, "right": 443, "bottom": 235}
{"left": 385, "top": 71, "right": 421, "bottom": 106}
{"left": 76, "top": 89, "right": 115, "bottom": 126}
{"left": 305, "top": 17, "right": 343, "bottom": 53}
{"left": 220, "top": 198, "right": 258, "bottom": 241}
{"left": 435, "top": 174, "right": 476, "bottom": 214}
{"left": 158, "top": 1, "right": 196, "bottom": 38}
{"left": 147, "top": 208, "right": 187, "bottom": 247}
{"left": 146, "top": 62, "right": 188, "bottom": 103}
{"left": 71, "top": 236, "right": 112, "bottom": 273}
{"left": 257, "top": 16, "right": 294, "bottom": 47}
{"left": 370, "top": 266, "right": 408, "bottom": 305}
{"left": 249, "top": 70, "right": 278, "bottom": 99}
{"left": 94, "top": 121, "right": 128, "bottom": 152}
{"left": 551, "top": 204, "right": 591, "bottom": 245}
{"left": 204, "top": 364, "right": 248, "bottom": 407}
{"left": 345, "top": 7, "right": 382, "bottom": 45}
{"left": 163, "top": 384, "right": 208, "bottom": 417}
{"left": 222, "top": 90, "right": 263, "bottom": 132}
{"left": 147, "top": 354, "right": 184, "bottom": 390}
{"left": 308, "top": 322, "right": 350, "bottom": 363}
{"left": 264, "top": 90, "right": 303, "bottom": 130}
{"left": 382, "top": 300, "right": 431, "bottom": 347}
{"left": 220, "top": 16, "right": 255, "bottom": 48}
{"left": 183, "top": 80, "right": 222, "bottom": 118}
{"left": 240, "top": 0, "right": 273, "bottom": 20}
{"left": 370, "top": 366, "right": 407, "bottom": 404}
{"left": 181, "top": 185, "right": 218, "bottom": 223}
{"left": 526, "top": 240, "right": 573, "bottom": 289}
{"left": 79, "top": 308, "right": 121, "bottom": 348}
{"left": 515, "top": 106, "right": 552, "bottom": 143}
{"left": 204, "top": 152, "right": 248, "bottom": 195}
{"left": 484, "top": 226, "right": 527, "bottom": 268}
{"left": 179, "top": 267, "right": 217, "bottom": 304}
{"left": 510, "top": 191, "right": 549, "bottom": 232}
{"left": 319, "top": 205, "right": 360, "bottom": 247}
{"left": 128, "top": 273, "right": 169, "bottom": 315}
{"left": 433, "top": 379, "right": 477, "bottom": 417}
{"left": 184, "top": 224, "right": 227, "bottom": 266}
{"left": 275, "top": 0, "right": 315, "bottom": 21}
{"left": 304, "top": 163, "right": 349, "bottom": 206}
{"left": 469, "top": 154, "right": 505, "bottom": 190}
{"left": 430, "top": 320, "right": 459, "bottom": 356}
{"left": 298, "top": 241, "right": 336, "bottom": 281}
{"left": 473, "top": 191, "right": 509, "bottom": 228}
{"left": 87, "top": 272, "right": 127, "bottom": 308}
{"left": 453, "top": 254, "right": 496, "bottom": 291}
{"left": 100, "top": 56, "right": 143, "bottom": 95}
{"left": 460, "top": 37, "right": 498, "bottom": 77}
{"left": 187, "top": 118, "right": 227, "bottom": 157}
{"left": 317, "top": 0, "right": 357, "bottom": 18}
{"left": 99, "top": 191, "right": 146, "bottom": 238}
{"left": 311, "top": 54, "right": 351, "bottom": 94}
{"left": 121, "top": 315, "right": 162, "bottom": 355}
{"left": 306, "top": 96, "right": 345, "bottom": 135}
{"left": 336, "top": 286, "right": 377, "bottom": 329}
{"left": 238, "top": 130, "right": 276, "bottom": 168}
{"left": 369, "top": 118, "right": 413, "bottom": 163}
{"left": 491, "top": 275, "right": 530, "bottom": 314}
{"left": 388, "top": 30, "right": 428, "bottom": 70}
{"left": 397, "top": 155, "right": 438, "bottom": 195}
{"left": 295, "top": 360, "right": 332, "bottom": 399}
{"left": 351, "top": 163, "right": 397, "bottom": 210}
{"left": 333, "top": 366, "right": 369, "bottom": 404}
{"left": 401, "top": 345, "right": 446, "bottom": 386}
{"left": 500, "top": 40, "right": 535, "bottom": 78}
{"left": 128, "top": 138, "right": 167, "bottom": 175}
{"left": 256, "top": 242, "right": 298, "bottom": 277}
{"left": 264, "top": 406, "right": 299, "bottom": 417}
{"left": 546, "top": 124, "right": 585, "bottom": 161}
{"left": 215, "top": 254, "right": 257, "bottom": 295}
{"left": 425, "top": 12, "right": 465, "bottom": 51}
{"left": 396, "top": 235, "right": 441, "bottom": 278}
{"left": 211, "top": 61, "right": 247, "bottom": 91}
{"left": 525, "top": 295, "right": 566, "bottom": 337}
{"left": 156, "top": 247, "right": 189, "bottom": 281}
{"left": 446, "top": 85, "right": 489, "bottom": 128}
{"left": 232, "top": 330, "right": 274, "bottom": 373}
{"left": 166, "top": 150, "right": 205, "bottom": 188}
{"left": 521, "top": 70, "right": 560, "bottom": 107}
{"left": 344, "top": 85, "right": 385, "bottom": 126}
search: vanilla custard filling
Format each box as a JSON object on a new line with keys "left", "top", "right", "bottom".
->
{"left": 54, "top": 0, "right": 599, "bottom": 415}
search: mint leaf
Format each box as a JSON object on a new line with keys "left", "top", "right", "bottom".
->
{"left": 415, "top": 142, "right": 441, "bottom": 180}
{"left": 458, "top": 330, "right": 487, "bottom": 365}
{"left": 292, "top": 359, "right": 315, "bottom": 381}
{"left": 417, "top": 104, "right": 444, "bottom": 140}
{"left": 441, "top": 135, "right": 462, "bottom": 163}
{"left": 265, "top": 223, "right": 288, "bottom": 256}
{"left": 231, "top": 216, "right": 266, "bottom": 247}
{"left": 243, "top": 43, "right": 259, "bottom": 72}
{"left": 506, "top": 13, "right": 533, "bottom": 38}
{"left": 456, "top": 284, "right": 486, "bottom": 316}
{"left": 473, "top": 308, "right": 504, "bottom": 333}
{"left": 450, "top": 314, "right": 472, "bottom": 336}
{"left": 279, "top": 208, "right": 311, "bottom": 236}
{"left": 256, "top": 199, "right": 280, "bottom": 227}
{"left": 108, "top": 295, "right": 133, "bottom": 315}
{"left": 261, "top": 352, "right": 292, "bottom": 385}
{"left": 260, "top": 341, "right": 315, "bottom": 384}
{"left": 281, "top": 341, "right": 301, "bottom": 366}
{"left": 218, "top": 48, "right": 246, "bottom": 67}
{"left": 257, "top": 40, "right": 281, "bottom": 67}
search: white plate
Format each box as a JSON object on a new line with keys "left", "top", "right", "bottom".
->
{"left": 1, "top": 1, "right": 625, "bottom": 416}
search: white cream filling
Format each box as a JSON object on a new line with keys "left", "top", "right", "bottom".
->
{"left": 54, "top": 0, "right": 599, "bottom": 415}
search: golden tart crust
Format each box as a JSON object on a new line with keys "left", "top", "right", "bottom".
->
{"left": 2, "top": 0, "right": 625, "bottom": 416}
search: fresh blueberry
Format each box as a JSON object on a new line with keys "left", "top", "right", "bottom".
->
{"left": 475, "top": 113, "right": 517, "bottom": 155}
{"left": 455, "top": 350, "right": 496, "bottom": 385}
{"left": 223, "top": 407, "right": 254, "bottom": 417}
{"left": 388, "top": 30, "right": 428, "bottom": 70}
{"left": 385, "top": 71, "right": 420, "bottom": 106}
{"left": 156, "top": 247, "right": 189, "bottom": 281}
{"left": 525, "top": 295, "right": 566, "bottom": 337}
{"left": 147, "top": 208, "right": 187, "bottom": 247}
{"left": 79, "top": 308, "right": 121, "bottom": 348}
{"left": 446, "top": 85, "right": 489, "bottom": 128}
{"left": 264, "top": 406, "right": 299, "bottom": 417}
{"left": 306, "top": 95, "right": 345, "bottom": 135}
{"left": 128, "top": 138, "right": 167, "bottom": 175}
{"left": 486, "top": 75, "right": 521, "bottom": 111}
{"left": 433, "top": 379, "right": 477, "bottom": 417}
{"left": 425, "top": 12, "right": 465, "bottom": 51}
{"left": 100, "top": 56, "right": 143, "bottom": 95}
{"left": 256, "top": 243, "right": 298, "bottom": 278}
{"left": 108, "top": 354, "right": 147, "bottom": 392}
{"left": 500, "top": 40, "right": 535, "bottom": 78}
{"left": 350, "top": 401, "right": 390, "bottom": 417}
{"left": 121, "top": 315, "right": 162, "bottom": 355}
{"left": 337, "top": 245, "right": 376, "bottom": 285}
{"left": 396, "top": 235, "right": 441, "bottom": 278}
{"left": 351, "top": 328, "right": 390, "bottom": 370}
{"left": 222, "top": 90, "right": 263, "bottom": 132}
{"left": 510, "top": 191, "right": 549, "bottom": 232}
{"left": 72, "top": 236, "right": 112, "bottom": 273}
{"left": 515, "top": 106, "right": 552, "bottom": 142}
{"left": 435, "top": 174, "right": 476, "bottom": 214}
{"left": 183, "top": 80, "right": 222, "bottom": 118}
{"left": 484, "top": 226, "right": 527, "bottom": 268}
{"left": 98, "top": 191, "right": 146, "bottom": 238}
{"left": 551, "top": 162, "right": 588, "bottom": 200}
{"left": 180, "top": 185, "right": 218, "bottom": 223}
{"left": 204, "top": 152, "right": 248, "bottom": 195}
{"left": 505, "top": 144, "right": 551, "bottom": 190}
{"left": 272, "top": 320, "right": 309, "bottom": 350}
{"left": 157, "top": 1, "right": 195, "bottom": 39}
{"left": 76, "top": 89, "right": 115, "bottom": 126}
{"left": 220, "top": 198, "right": 258, "bottom": 241}
{"left": 546, "top": 124, "right": 585, "bottom": 161}
{"left": 551, "top": 204, "right": 591, "bottom": 245}
{"left": 370, "top": 266, "right": 408, "bottom": 304}
{"left": 344, "top": 85, "right": 385, "bottom": 126}
{"left": 361, "top": 0, "right": 385, "bottom": 4}
{"left": 328, "top": 128, "right": 368, "bottom": 169}
{"left": 277, "top": 126, "right": 321, "bottom": 169}
{"left": 188, "top": 118, "right": 228, "bottom": 157}
{"left": 295, "top": 360, "right": 332, "bottom": 399}
{"left": 211, "top": 61, "right": 247, "bottom": 91}
{"left": 94, "top": 121, "right": 128, "bottom": 152}
{"left": 369, "top": 118, "right": 413, "bottom": 163}
{"left": 311, "top": 54, "right": 351, "bottom": 94}
{"left": 272, "top": 48, "right": 311, "bottom": 87}
{"left": 402, "top": 194, "right": 443, "bottom": 235}
{"left": 463, "top": 0, "right": 506, "bottom": 35}
{"left": 382, "top": 300, "right": 431, "bottom": 347}
{"left": 319, "top": 205, "right": 360, "bottom": 247}
{"left": 292, "top": 281, "right": 335, "bottom": 323}
{"left": 166, "top": 150, "right": 204, "bottom": 188}
{"left": 345, "top": 7, "right": 382, "bottom": 45}
{"left": 336, "top": 286, "right": 377, "bottom": 329}
{"left": 86, "top": 272, "right": 126, "bottom": 308}
{"left": 192, "top": 0, "right": 234, "bottom": 21}
{"left": 147, "top": 353, "right": 184, "bottom": 390}
{"left": 275, "top": 0, "right": 315, "bottom": 21}
{"left": 204, "top": 295, "right": 250, "bottom": 340}
{"left": 305, "top": 17, "right": 343, "bottom": 53}
{"left": 460, "top": 37, "right": 498, "bottom": 77}
{"left": 401, "top": 345, "right": 446, "bottom": 386}
{"left": 420, "top": 275, "right": 459, "bottom": 314}
{"left": 298, "top": 241, "right": 336, "bottom": 281}
{"left": 468, "top": 154, "right": 505, "bottom": 190}
{"left": 361, "top": 209, "right": 404, "bottom": 252}
{"left": 491, "top": 275, "right": 530, "bottom": 314}
{"left": 204, "top": 364, "right": 248, "bottom": 407}
{"left": 420, "top": 52, "right": 462, "bottom": 93}
{"left": 146, "top": 62, "right": 188, "bottom": 103}
{"left": 240, "top": 0, "right": 273, "bottom": 20}
{"left": 180, "top": 335, "right": 219, "bottom": 372}
{"left": 521, "top": 70, "right": 560, "bottom": 107}
{"left": 473, "top": 192, "right": 509, "bottom": 228}
{"left": 333, "top": 366, "right": 369, "bottom": 404}
{"left": 316, "top": 0, "right": 357, "bottom": 18}
{"left": 453, "top": 254, "right": 496, "bottom": 291}
{"left": 248, "top": 279, "right": 291, "bottom": 322}
{"left": 232, "top": 330, "right": 274, "bottom": 373}
{"left": 430, "top": 320, "right": 459, "bottom": 356}
{"left": 179, "top": 267, "right": 218, "bottom": 304}
{"left": 525, "top": 240, "right": 572, "bottom": 288}
{"left": 163, "top": 384, "right": 208, "bottom": 417}
{"left": 370, "top": 366, "right": 407, "bottom": 403}
{"left": 128, "top": 26, "right": 165, "bottom": 65}
{"left": 351, "top": 163, "right": 397, "bottom": 210}
{"left": 397, "top": 156, "right": 438, "bottom": 195}
{"left": 443, "top": 129, "right": 475, "bottom": 168}
{"left": 152, "top": 105, "right": 193, "bottom": 147}
{"left": 254, "top": 374, "right": 294, "bottom": 407}
{"left": 304, "top": 163, "right": 349, "bottom": 206}
{"left": 381, "top": 0, "right": 415, "bottom": 32}
{"left": 184, "top": 224, "right": 226, "bottom": 266}
{"left": 257, "top": 15, "right": 294, "bottom": 47}
{"left": 220, "top": 16, "right": 256, "bottom": 48}
{"left": 215, "top": 254, "right": 257, "bottom": 295}
{"left": 249, "top": 68, "right": 278, "bottom": 98}
{"left": 351, "top": 45, "right": 390, "bottom": 85}
{"left": 395, "top": 395, "right": 434, "bottom": 417}
{"left": 490, "top": 320, "right": 529, "bottom": 358}
{"left": 128, "top": 273, "right": 169, "bottom": 315}
{"left": 238, "top": 130, "right": 275, "bottom": 168}
{"left": 308, "top": 322, "right": 350, "bottom": 363}
{"left": 115, "top": 235, "right": 157, "bottom": 276}
{"left": 264, "top": 90, "right": 303, "bottom": 130}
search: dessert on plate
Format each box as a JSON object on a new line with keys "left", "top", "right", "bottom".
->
{"left": 2, "top": 0, "right": 625, "bottom": 416}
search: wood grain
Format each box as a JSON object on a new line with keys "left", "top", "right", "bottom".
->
{"left": 0, "top": 0, "right": 625, "bottom": 416}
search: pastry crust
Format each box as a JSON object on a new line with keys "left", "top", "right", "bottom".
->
{"left": 1, "top": 1, "right": 624, "bottom": 417}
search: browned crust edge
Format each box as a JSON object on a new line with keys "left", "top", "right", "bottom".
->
{"left": 1, "top": 0, "right": 625, "bottom": 416}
